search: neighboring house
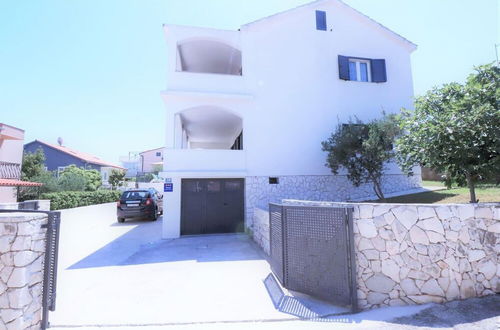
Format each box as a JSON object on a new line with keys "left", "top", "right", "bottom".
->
{"left": 139, "top": 147, "right": 164, "bottom": 173}
{"left": 0, "top": 124, "right": 42, "bottom": 202}
{"left": 120, "top": 152, "right": 141, "bottom": 178}
{"left": 160, "top": 0, "right": 421, "bottom": 238}
{"left": 23, "top": 140, "right": 125, "bottom": 184}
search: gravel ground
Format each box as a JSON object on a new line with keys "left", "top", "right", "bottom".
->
{"left": 385, "top": 294, "right": 500, "bottom": 330}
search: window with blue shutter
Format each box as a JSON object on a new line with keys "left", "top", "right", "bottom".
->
{"left": 349, "top": 62, "right": 357, "bottom": 81}
{"left": 338, "top": 55, "right": 350, "bottom": 80}
{"left": 370, "top": 59, "right": 387, "bottom": 82}
{"left": 338, "top": 55, "right": 387, "bottom": 83}
{"left": 316, "top": 11, "right": 327, "bottom": 31}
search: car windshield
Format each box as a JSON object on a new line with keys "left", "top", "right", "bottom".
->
{"left": 121, "top": 191, "right": 149, "bottom": 199}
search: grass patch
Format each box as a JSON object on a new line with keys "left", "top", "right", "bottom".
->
{"left": 422, "top": 180, "right": 446, "bottom": 187}
{"left": 372, "top": 186, "right": 500, "bottom": 204}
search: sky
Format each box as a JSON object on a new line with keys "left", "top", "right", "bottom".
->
{"left": 0, "top": 0, "right": 498, "bottom": 165}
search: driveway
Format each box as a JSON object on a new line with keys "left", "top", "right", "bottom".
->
{"left": 49, "top": 203, "right": 500, "bottom": 329}
{"left": 50, "top": 203, "right": 343, "bottom": 327}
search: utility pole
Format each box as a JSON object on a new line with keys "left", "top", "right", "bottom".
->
{"left": 496, "top": 44, "right": 499, "bottom": 65}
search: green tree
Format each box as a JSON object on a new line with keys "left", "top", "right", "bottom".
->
{"left": 321, "top": 114, "right": 400, "bottom": 201}
{"left": 108, "top": 169, "right": 126, "bottom": 189}
{"left": 59, "top": 165, "right": 102, "bottom": 191}
{"left": 33, "top": 171, "right": 60, "bottom": 193}
{"left": 21, "top": 148, "right": 46, "bottom": 180}
{"left": 396, "top": 64, "right": 500, "bottom": 203}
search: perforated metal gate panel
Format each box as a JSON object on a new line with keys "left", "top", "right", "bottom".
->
{"left": 269, "top": 204, "right": 357, "bottom": 310}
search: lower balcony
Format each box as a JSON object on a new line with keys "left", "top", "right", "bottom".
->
{"left": 163, "top": 149, "right": 246, "bottom": 173}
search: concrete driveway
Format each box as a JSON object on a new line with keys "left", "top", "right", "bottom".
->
{"left": 48, "top": 203, "right": 500, "bottom": 329}
{"left": 50, "top": 203, "right": 344, "bottom": 327}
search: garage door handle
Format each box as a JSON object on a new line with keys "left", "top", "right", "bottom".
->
{"left": 224, "top": 203, "right": 228, "bottom": 206}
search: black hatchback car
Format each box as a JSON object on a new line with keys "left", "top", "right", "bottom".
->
{"left": 117, "top": 188, "right": 163, "bottom": 223}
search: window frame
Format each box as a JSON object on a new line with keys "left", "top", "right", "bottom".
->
{"left": 316, "top": 10, "right": 327, "bottom": 31}
{"left": 348, "top": 58, "right": 371, "bottom": 82}
{"left": 57, "top": 166, "right": 67, "bottom": 177}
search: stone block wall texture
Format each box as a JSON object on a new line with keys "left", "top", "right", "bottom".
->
{"left": 253, "top": 200, "right": 500, "bottom": 310}
{"left": 0, "top": 200, "right": 51, "bottom": 212}
{"left": 252, "top": 208, "right": 270, "bottom": 255}
{"left": 0, "top": 212, "right": 47, "bottom": 329}
{"left": 245, "top": 174, "right": 421, "bottom": 229}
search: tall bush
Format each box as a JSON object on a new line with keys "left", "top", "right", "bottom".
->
{"left": 59, "top": 165, "right": 102, "bottom": 191}
{"left": 321, "top": 114, "right": 400, "bottom": 201}
{"left": 41, "top": 190, "right": 121, "bottom": 210}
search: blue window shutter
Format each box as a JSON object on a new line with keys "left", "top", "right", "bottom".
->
{"left": 371, "top": 59, "right": 387, "bottom": 83}
{"left": 338, "top": 55, "right": 350, "bottom": 80}
{"left": 316, "top": 11, "right": 327, "bottom": 31}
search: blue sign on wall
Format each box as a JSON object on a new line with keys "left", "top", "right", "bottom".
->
{"left": 164, "top": 183, "right": 173, "bottom": 192}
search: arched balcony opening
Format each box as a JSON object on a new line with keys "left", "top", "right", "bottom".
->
{"left": 175, "top": 107, "right": 243, "bottom": 150}
{"left": 177, "top": 39, "right": 242, "bottom": 75}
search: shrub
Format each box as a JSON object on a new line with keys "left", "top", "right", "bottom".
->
{"left": 109, "top": 169, "right": 126, "bottom": 190}
{"left": 41, "top": 190, "right": 121, "bottom": 210}
{"left": 58, "top": 172, "right": 88, "bottom": 191}
{"left": 60, "top": 165, "right": 102, "bottom": 191}
{"left": 321, "top": 114, "right": 400, "bottom": 201}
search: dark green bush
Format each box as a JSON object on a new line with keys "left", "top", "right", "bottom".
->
{"left": 41, "top": 190, "right": 121, "bottom": 210}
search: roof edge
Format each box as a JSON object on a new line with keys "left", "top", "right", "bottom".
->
{"left": 25, "top": 140, "right": 125, "bottom": 170}
{"left": 241, "top": 0, "right": 417, "bottom": 51}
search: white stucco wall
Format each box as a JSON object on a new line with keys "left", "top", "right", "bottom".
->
{"left": 160, "top": 1, "right": 418, "bottom": 238}
{"left": 240, "top": 0, "right": 415, "bottom": 176}
{"left": 140, "top": 148, "right": 164, "bottom": 173}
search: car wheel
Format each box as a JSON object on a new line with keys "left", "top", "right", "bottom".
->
{"left": 117, "top": 217, "right": 125, "bottom": 223}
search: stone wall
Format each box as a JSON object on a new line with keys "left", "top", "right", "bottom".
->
{"left": 252, "top": 208, "right": 270, "bottom": 255}
{"left": 245, "top": 174, "right": 421, "bottom": 229}
{"left": 253, "top": 200, "right": 500, "bottom": 310}
{"left": 0, "top": 200, "right": 51, "bottom": 212}
{"left": 0, "top": 212, "right": 48, "bottom": 329}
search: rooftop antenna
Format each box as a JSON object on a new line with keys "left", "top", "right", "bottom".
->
{"left": 57, "top": 137, "right": 64, "bottom": 146}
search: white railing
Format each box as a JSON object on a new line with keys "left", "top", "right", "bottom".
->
{"left": 0, "top": 161, "right": 21, "bottom": 179}
{"left": 163, "top": 149, "right": 246, "bottom": 173}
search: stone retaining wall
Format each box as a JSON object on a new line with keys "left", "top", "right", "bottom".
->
{"left": 253, "top": 201, "right": 500, "bottom": 310}
{"left": 252, "top": 208, "right": 270, "bottom": 256}
{"left": 245, "top": 174, "right": 421, "bottom": 229}
{"left": 0, "top": 200, "right": 51, "bottom": 212}
{"left": 0, "top": 212, "right": 48, "bottom": 329}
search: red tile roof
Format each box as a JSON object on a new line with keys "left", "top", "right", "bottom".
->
{"left": 33, "top": 140, "right": 125, "bottom": 170}
{"left": 0, "top": 179, "right": 43, "bottom": 187}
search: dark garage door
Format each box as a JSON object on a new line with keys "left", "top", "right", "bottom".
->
{"left": 181, "top": 179, "right": 245, "bottom": 235}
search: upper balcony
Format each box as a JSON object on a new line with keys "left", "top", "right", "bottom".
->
{"left": 163, "top": 25, "right": 250, "bottom": 96}
{"left": 0, "top": 162, "right": 21, "bottom": 180}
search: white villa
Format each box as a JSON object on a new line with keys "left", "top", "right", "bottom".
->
{"left": 160, "top": 0, "right": 421, "bottom": 238}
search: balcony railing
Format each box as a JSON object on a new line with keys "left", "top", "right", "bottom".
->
{"left": 0, "top": 161, "right": 21, "bottom": 179}
{"left": 163, "top": 149, "right": 246, "bottom": 173}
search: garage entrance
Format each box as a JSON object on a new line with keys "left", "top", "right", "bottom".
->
{"left": 181, "top": 178, "right": 244, "bottom": 235}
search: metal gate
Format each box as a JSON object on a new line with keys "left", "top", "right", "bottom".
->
{"left": 181, "top": 179, "right": 245, "bottom": 235}
{"left": 269, "top": 203, "right": 357, "bottom": 311}
{"left": 0, "top": 209, "right": 61, "bottom": 329}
